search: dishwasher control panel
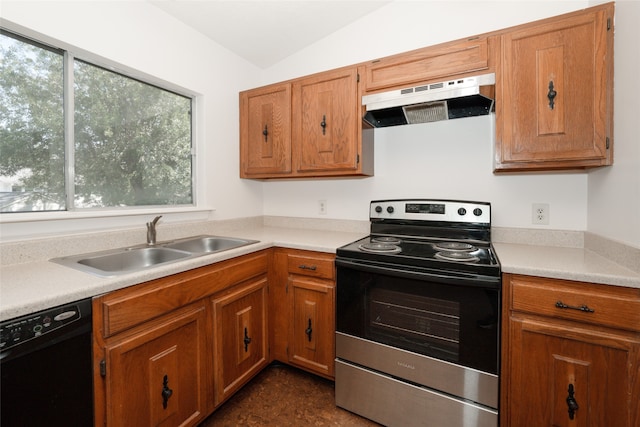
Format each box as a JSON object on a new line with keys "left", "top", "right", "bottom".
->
{"left": 0, "top": 302, "right": 85, "bottom": 352}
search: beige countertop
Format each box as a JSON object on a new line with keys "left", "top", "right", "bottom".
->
{"left": 2, "top": 221, "right": 639, "bottom": 322}
{"left": 494, "top": 242, "right": 640, "bottom": 289}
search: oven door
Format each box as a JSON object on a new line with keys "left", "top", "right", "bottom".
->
{"left": 336, "top": 257, "right": 500, "bottom": 375}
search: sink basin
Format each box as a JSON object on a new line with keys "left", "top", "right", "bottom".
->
{"left": 52, "top": 247, "right": 193, "bottom": 277}
{"left": 51, "top": 235, "right": 259, "bottom": 277}
{"left": 164, "top": 235, "right": 258, "bottom": 253}
{"left": 77, "top": 247, "right": 191, "bottom": 272}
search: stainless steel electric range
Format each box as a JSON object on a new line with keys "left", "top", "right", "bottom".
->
{"left": 335, "top": 199, "right": 501, "bottom": 427}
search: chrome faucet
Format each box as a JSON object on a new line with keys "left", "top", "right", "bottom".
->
{"left": 146, "top": 215, "right": 162, "bottom": 246}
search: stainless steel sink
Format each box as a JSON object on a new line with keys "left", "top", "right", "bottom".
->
{"left": 52, "top": 247, "right": 193, "bottom": 277}
{"left": 51, "top": 235, "right": 259, "bottom": 277}
{"left": 164, "top": 235, "right": 258, "bottom": 253}
{"left": 77, "top": 247, "right": 191, "bottom": 272}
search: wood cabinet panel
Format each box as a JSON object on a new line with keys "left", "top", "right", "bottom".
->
{"left": 501, "top": 273, "right": 640, "bottom": 427}
{"left": 289, "top": 276, "right": 335, "bottom": 378}
{"left": 240, "top": 84, "right": 292, "bottom": 177}
{"left": 212, "top": 278, "right": 269, "bottom": 406}
{"left": 495, "top": 3, "right": 614, "bottom": 171}
{"left": 508, "top": 316, "right": 639, "bottom": 427}
{"left": 100, "top": 303, "right": 208, "bottom": 427}
{"left": 292, "top": 67, "right": 362, "bottom": 174}
{"left": 364, "top": 37, "right": 491, "bottom": 93}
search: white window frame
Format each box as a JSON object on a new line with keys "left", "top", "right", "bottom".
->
{"left": 0, "top": 24, "right": 210, "bottom": 230}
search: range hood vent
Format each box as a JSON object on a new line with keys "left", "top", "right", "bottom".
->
{"left": 363, "top": 73, "right": 495, "bottom": 128}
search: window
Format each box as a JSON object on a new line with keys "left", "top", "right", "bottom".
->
{"left": 0, "top": 30, "right": 194, "bottom": 213}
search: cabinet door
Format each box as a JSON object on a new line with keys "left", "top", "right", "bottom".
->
{"left": 212, "top": 278, "right": 268, "bottom": 406}
{"left": 507, "top": 317, "right": 639, "bottom": 427}
{"left": 364, "top": 37, "right": 490, "bottom": 92}
{"left": 289, "top": 276, "right": 335, "bottom": 378}
{"left": 103, "top": 303, "right": 207, "bottom": 427}
{"left": 240, "top": 84, "right": 291, "bottom": 177}
{"left": 292, "top": 67, "right": 360, "bottom": 174}
{"left": 497, "top": 5, "right": 613, "bottom": 171}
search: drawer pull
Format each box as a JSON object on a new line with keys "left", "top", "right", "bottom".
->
{"left": 555, "top": 301, "right": 595, "bottom": 313}
{"left": 298, "top": 264, "right": 317, "bottom": 271}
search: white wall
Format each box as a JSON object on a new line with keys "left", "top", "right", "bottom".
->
{"left": 261, "top": 0, "right": 594, "bottom": 231}
{"left": 587, "top": 0, "right": 640, "bottom": 248}
{"left": 0, "top": 0, "right": 264, "bottom": 239}
{"left": 2, "top": 1, "right": 637, "bottom": 247}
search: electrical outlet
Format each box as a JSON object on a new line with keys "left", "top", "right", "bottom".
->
{"left": 532, "top": 203, "right": 549, "bottom": 225}
{"left": 318, "top": 200, "right": 327, "bottom": 215}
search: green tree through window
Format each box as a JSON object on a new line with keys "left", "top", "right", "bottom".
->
{"left": 0, "top": 30, "right": 194, "bottom": 213}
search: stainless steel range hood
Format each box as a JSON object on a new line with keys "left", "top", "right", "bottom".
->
{"left": 363, "top": 73, "right": 495, "bottom": 128}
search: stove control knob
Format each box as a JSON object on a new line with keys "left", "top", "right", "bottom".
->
{"left": 387, "top": 206, "right": 394, "bottom": 214}
{"left": 473, "top": 208, "right": 483, "bottom": 217}
{"left": 375, "top": 205, "right": 383, "bottom": 213}
{"left": 457, "top": 208, "right": 467, "bottom": 216}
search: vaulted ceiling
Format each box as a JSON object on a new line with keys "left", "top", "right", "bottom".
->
{"left": 149, "top": 0, "right": 391, "bottom": 69}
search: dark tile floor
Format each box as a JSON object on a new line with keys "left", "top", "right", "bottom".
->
{"left": 199, "top": 363, "right": 381, "bottom": 426}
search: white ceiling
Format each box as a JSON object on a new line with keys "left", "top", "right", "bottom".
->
{"left": 148, "top": 0, "right": 391, "bottom": 69}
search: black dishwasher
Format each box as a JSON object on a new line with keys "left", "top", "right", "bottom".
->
{"left": 1, "top": 298, "right": 93, "bottom": 426}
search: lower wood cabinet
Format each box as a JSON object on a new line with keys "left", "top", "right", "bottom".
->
{"left": 211, "top": 278, "right": 268, "bottom": 406}
{"left": 501, "top": 274, "right": 640, "bottom": 427}
{"left": 92, "top": 247, "right": 338, "bottom": 426}
{"left": 100, "top": 302, "right": 208, "bottom": 427}
{"left": 92, "top": 251, "right": 269, "bottom": 427}
{"left": 271, "top": 248, "right": 336, "bottom": 379}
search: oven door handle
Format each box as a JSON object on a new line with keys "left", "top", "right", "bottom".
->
{"left": 335, "top": 258, "right": 501, "bottom": 288}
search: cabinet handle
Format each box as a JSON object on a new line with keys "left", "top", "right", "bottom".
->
{"left": 243, "top": 327, "right": 252, "bottom": 352}
{"left": 566, "top": 383, "right": 579, "bottom": 420}
{"left": 555, "top": 301, "right": 595, "bottom": 313}
{"left": 305, "top": 318, "right": 312, "bottom": 342}
{"left": 547, "top": 80, "right": 557, "bottom": 110}
{"left": 262, "top": 124, "right": 269, "bottom": 142}
{"left": 161, "top": 374, "right": 173, "bottom": 409}
{"left": 298, "top": 264, "right": 317, "bottom": 271}
{"left": 320, "top": 115, "right": 327, "bottom": 135}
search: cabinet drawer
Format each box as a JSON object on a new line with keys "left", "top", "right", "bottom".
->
{"left": 287, "top": 252, "right": 335, "bottom": 280}
{"left": 510, "top": 275, "right": 640, "bottom": 332}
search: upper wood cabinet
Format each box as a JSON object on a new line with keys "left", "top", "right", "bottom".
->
{"left": 240, "top": 83, "right": 291, "bottom": 177}
{"left": 292, "top": 66, "right": 366, "bottom": 176}
{"left": 363, "top": 36, "right": 493, "bottom": 93}
{"left": 495, "top": 3, "right": 614, "bottom": 171}
{"left": 240, "top": 66, "right": 373, "bottom": 179}
{"left": 501, "top": 274, "right": 640, "bottom": 427}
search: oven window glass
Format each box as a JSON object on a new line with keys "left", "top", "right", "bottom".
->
{"left": 337, "top": 265, "right": 499, "bottom": 374}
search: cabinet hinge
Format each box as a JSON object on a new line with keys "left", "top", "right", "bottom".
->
{"left": 606, "top": 137, "right": 610, "bottom": 149}
{"left": 357, "top": 73, "right": 360, "bottom": 83}
{"left": 100, "top": 359, "right": 106, "bottom": 377}
{"left": 357, "top": 154, "right": 360, "bottom": 164}
{"left": 607, "top": 17, "right": 611, "bottom": 31}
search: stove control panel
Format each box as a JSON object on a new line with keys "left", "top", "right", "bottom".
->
{"left": 370, "top": 199, "right": 490, "bottom": 224}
